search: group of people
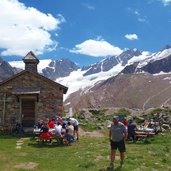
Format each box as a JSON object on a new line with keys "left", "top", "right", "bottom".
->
{"left": 34, "top": 116, "right": 79, "bottom": 144}
{"left": 34, "top": 114, "right": 137, "bottom": 169}
{"left": 108, "top": 116, "right": 137, "bottom": 170}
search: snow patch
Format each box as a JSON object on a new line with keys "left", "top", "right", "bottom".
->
{"left": 163, "top": 77, "right": 171, "bottom": 80}
{"left": 57, "top": 63, "right": 125, "bottom": 100}
{"left": 153, "top": 71, "right": 171, "bottom": 76}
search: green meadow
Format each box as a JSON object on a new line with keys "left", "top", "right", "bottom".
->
{"left": 0, "top": 131, "right": 171, "bottom": 171}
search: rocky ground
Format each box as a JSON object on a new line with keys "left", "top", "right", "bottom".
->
{"left": 77, "top": 107, "right": 171, "bottom": 131}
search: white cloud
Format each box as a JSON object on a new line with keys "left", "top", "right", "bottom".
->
{"left": 125, "top": 34, "right": 139, "bottom": 40}
{"left": 0, "top": 0, "right": 65, "bottom": 56}
{"left": 134, "top": 10, "right": 140, "bottom": 16}
{"left": 83, "top": 4, "right": 95, "bottom": 10}
{"left": 70, "top": 39, "right": 123, "bottom": 57}
{"left": 129, "top": 9, "right": 148, "bottom": 23}
{"left": 138, "top": 18, "right": 147, "bottom": 22}
{"left": 160, "top": 0, "right": 171, "bottom": 6}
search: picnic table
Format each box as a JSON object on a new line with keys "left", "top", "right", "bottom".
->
{"left": 33, "top": 128, "right": 70, "bottom": 145}
{"left": 33, "top": 128, "right": 55, "bottom": 134}
{"left": 135, "top": 130, "right": 155, "bottom": 139}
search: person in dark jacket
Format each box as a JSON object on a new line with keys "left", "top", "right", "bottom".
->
{"left": 128, "top": 119, "right": 137, "bottom": 142}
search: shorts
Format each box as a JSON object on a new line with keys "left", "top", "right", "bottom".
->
{"left": 74, "top": 125, "right": 78, "bottom": 131}
{"left": 111, "top": 140, "right": 126, "bottom": 153}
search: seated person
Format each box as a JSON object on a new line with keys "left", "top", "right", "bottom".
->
{"left": 54, "top": 122, "right": 62, "bottom": 137}
{"left": 15, "top": 122, "right": 24, "bottom": 134}
{"left": 61, "top": 128, "right": 69, "bottom": 145}
{"left": 66, "top": 122, "right": 74, "bottom": 143}
{"left": 40, "top": 122, "right": 52, "bottom": 143}
{"left": 34, "top": 119, "right": 43, "bottom": 129}
{"left": 48, "top": 119, "right": 55, "bottom": 129}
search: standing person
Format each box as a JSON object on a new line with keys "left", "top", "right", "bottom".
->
{"left": 128, "top": 119, "right": 137, "bottom": 142}
{"left": 109, "top": 116, "right": 127, "bottom": 170}
{"left": 122, "top": 117, "right": 128, "bottom": 130}
{"left": 68, "top": 117, "right": 79, "bottom": 140}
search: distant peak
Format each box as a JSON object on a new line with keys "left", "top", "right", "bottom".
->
{"left": 123, "top": 48, "right": 141, "bottom": 56}
{"left": 0, "top": 56, "right": 3, "bottom": 63}
{"left": 162, "top": 45, "right": 171, "bottom": 50}
{"left": 130, "top": 48, "right": 141, "bottom": 53}
{"left": 133, "top": 48, "right": 138, "bottom": 51}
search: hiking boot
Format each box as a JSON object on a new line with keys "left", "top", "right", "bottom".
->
{"left": 107, "top": 162, "right": 114, "bottom": 170}
{"left": 120, "top": 160, "right": 124, "bottom": 168}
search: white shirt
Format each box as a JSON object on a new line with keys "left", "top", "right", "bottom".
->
{"left": 70, "top": 118, "right": 79, "bottom": 126}
{"left": 68, "top": 125, "right": 74, "bottom": 135}
{"left": 54, "top": 124, "right": 62, "bottom": 136}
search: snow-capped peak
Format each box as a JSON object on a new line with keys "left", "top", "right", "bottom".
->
{"left": 137, "top": 48, "right": 171, "bottom": 68}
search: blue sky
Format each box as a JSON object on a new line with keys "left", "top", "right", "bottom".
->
{"left": 0, "top": 0, "right": 171, "bottom": 67}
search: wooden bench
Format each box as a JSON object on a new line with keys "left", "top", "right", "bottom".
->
{"left": 34, "top": 136, "right": 69, "bottom": 145}
{"left": 135, "top": 131, "right": 155, "bottom": 141}
{"left": 34, "top": 136, "right": 52, "bottom": 143}
{"left": 135, "top": 134, "right": 148, "bottom": 139}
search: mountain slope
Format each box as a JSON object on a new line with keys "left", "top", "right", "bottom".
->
{"left": 65, "top": 73, "right": 171, "bottom": 112}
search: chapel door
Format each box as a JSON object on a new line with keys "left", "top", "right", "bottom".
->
{"left": 21, "top": 99, "right": 35, "bottom": 127}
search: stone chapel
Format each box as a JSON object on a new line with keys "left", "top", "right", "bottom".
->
{"left": 0, "top": 51, "right": 68, "bottom": 127}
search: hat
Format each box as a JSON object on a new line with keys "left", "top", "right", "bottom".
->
{"left": 113, "top": 116, "right": 119, "bottom": 120}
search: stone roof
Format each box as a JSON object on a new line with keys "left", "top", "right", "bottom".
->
{"left": 23, "top": 51, "right": 39, "bottom": 63}
{"left": 23, "top": 51, "right": 37, "bottom": 60}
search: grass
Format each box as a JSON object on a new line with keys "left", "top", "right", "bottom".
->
{"left": 0, "top": 131, "right": 171, "bottom": 171}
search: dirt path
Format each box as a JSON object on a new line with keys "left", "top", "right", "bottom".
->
{"left": 79, "top": 127, "right": 105, "bottom": 138}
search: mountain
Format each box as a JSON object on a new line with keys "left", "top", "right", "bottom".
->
{"left": 0, "top": 57, "right": 15, "bottom": 81}
{"left": 42, "top": 59, "right": 80, "bottom": 80}
{"left": 140, "top": 48, "right": 171, "bottom": 74}
{"left": 64, "top": 46, "right": 171, "bottom": 111}
{"left": 81, "top": 49, "right": 142, "bottom": 76}
{"left": 117, "top": 48, "right": 142, "bottom": 65}
{"left": 122, "top": 46, "right": 171, "bottom": 74}
{"left": 2, "top": 45, "right": 171, "bottom": 112}
{"left": 82, "top": 56, "right": 119, "bottom": 76}
{"left": 8, "top": 59, "right": 80, "bottom": 81}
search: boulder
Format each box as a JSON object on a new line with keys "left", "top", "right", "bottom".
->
{"left": 162, "top": 124, "right": 170, "bottom": 130}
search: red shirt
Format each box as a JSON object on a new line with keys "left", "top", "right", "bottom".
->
{"left": 48, "top": 121, "right": 55, "bottom": 129}
{"left": 122, "top": 119, "right": 128, "bottom": 126}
